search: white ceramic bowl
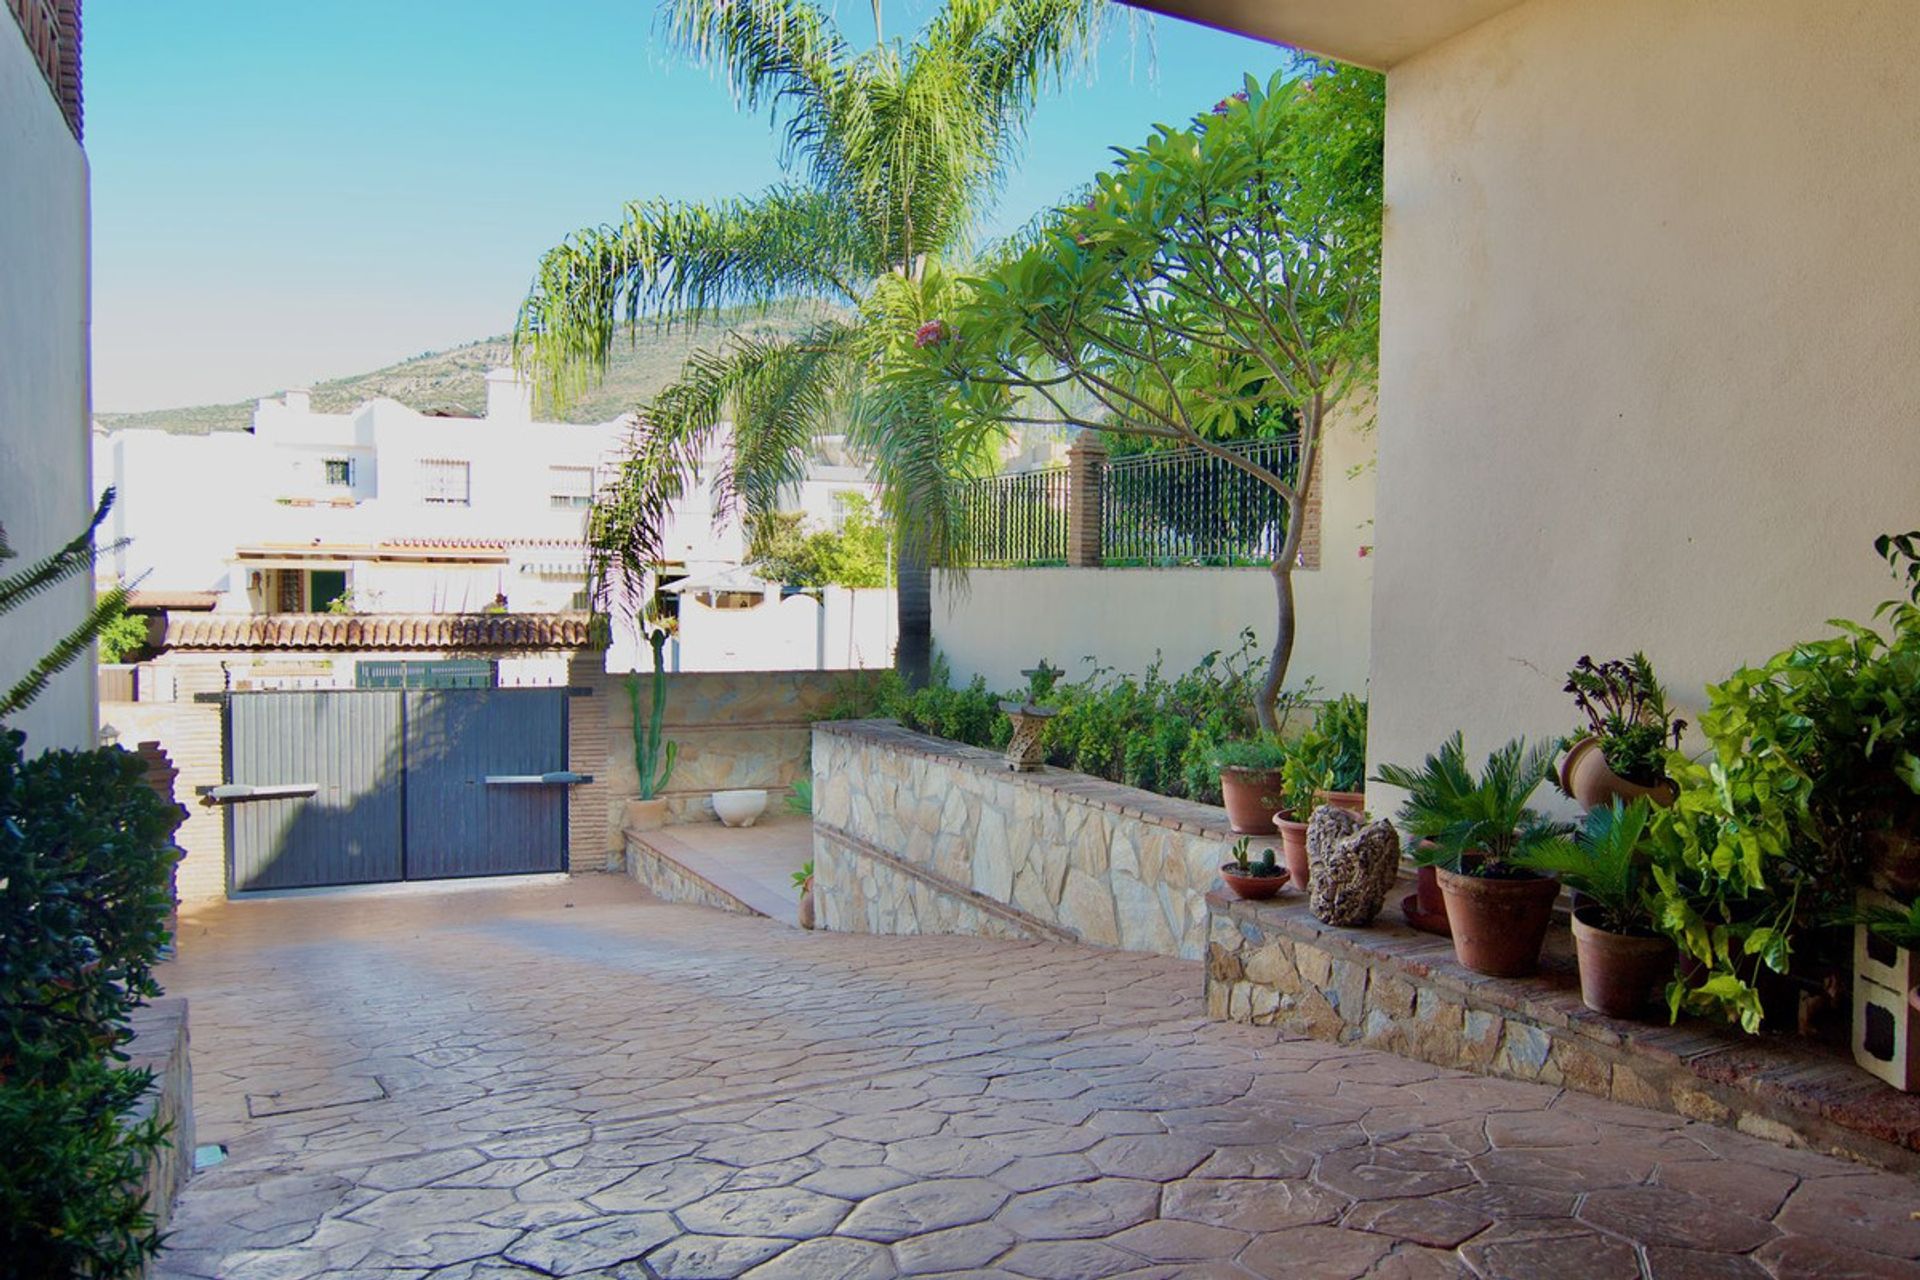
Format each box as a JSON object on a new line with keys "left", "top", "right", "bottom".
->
{"left": 712, "top": 788, "right": 769, "bottom": 828}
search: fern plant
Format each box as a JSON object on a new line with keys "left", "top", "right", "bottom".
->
{"left": 626, "top": 628, "right": 679, "bottom": 801}
{"left": 0, "top": 490, "right": 132, "bottom": 719}
{"left": 1372, "top": 733, "right": 1570, "bottom": 875}
{"left": 1513, "top": 797, "right": 1656, "bottom": 935}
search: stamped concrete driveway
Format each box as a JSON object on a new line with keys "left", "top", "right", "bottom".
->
{"left": 155, "top": 874, "right": 1919, "bottom": 1280}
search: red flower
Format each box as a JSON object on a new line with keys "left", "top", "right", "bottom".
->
{"left": 914, "top": 320, "right": 949, "bottom": 349}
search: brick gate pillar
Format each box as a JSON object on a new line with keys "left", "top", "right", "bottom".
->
{"left": 1066, "top": 437, "right": 1106, "bottom": 568}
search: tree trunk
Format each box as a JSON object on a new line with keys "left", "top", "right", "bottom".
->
{"left": 896, "top": 542, "right": 933, "bottom": 689}
{"left": 1256, "top": 557, "right": 1297, "bottom": 735}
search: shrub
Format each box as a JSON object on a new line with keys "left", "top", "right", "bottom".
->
{"left": 0, "top": 730, "right": 181, "bottom": 1276}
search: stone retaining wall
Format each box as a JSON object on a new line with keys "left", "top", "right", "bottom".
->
{"left": 812, "top": 721, "right": 1245, "bottom": 959}
{"left": 1208, "top": 888, "right": 1920, "bottom": 1173}
{"left": 127, "top": 997, "right": 193, "bottom": 1244}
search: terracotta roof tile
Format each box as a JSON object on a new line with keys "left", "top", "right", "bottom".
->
{"left": 160, "top": 612, "right": 596, "bottom": 652}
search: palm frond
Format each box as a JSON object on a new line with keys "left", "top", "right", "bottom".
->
{"left": 515, "top": 188, "right": 869, "bottom": 412}
{"left": 0, "top": 488, "right": 126, "bottom": 615}
{"left": 0, "top": 582, "right": 132, "bottom": 721}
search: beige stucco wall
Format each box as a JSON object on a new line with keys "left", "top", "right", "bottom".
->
{"left": 1370, "top": 0, "right": 1920, "bottom": 785}
{"left": 0, "top": 22, "right": 94, "bottom": 752}
{"left": 933, "top": 412, "right": 1375, "bottom": 696}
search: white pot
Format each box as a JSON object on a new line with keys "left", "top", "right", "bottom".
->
{"left": 712, "top": 789, "right": 769, "bottom": 828}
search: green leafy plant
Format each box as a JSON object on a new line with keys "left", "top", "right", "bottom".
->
{"left": 1226, "top": 836, "right": 1281, "bottom": 877}
{"left": 1849, "top": 897, "right": 1920, "bottom": 950}
{"left": 1212, "top": 738, "right": 1291, "bottom": 772}
{"left": 1372, "top": 733, "right": 1569, "bottom": 876}
{"left": 791, "top": 859, "right": 814, "bottom": 890}
{"left": 627, "top": 628, "right": 679, "bottom": 801}
{"left": 95, "top": 611, "right": 151, "bottom": 665}
{"left": 0, "top": 731, "right": 182, "bottom": 1276}
{"left": 1296, "top": 695, "right": 1369, "bottom": 793}
{"left": 747, "top": 495, "right": 893, "bottom": 588}
{"left": 916, "top": 60, "right": 1384, "bottom": 730}
{"left": 1513, "top": 798, "right": 1657, "bottom": 936}
{"left": 786, "top": 778, "right": 814, "bottom": 816}
{"left": 1563, "top": 653, "right": 1686, "bottom": 787}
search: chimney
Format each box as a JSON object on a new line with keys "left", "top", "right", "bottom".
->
{"left": 284, "top": 388, "right": 311, "bottom": 413}
{"left": 485, "top": 367, "right": 532, "bottom": 422}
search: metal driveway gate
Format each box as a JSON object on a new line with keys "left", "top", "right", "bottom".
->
{"left": 222, "top": 688, "right": 577, "bottom": 893}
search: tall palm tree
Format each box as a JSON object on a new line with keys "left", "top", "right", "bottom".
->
{"left": 515, "top": 0, "right": 1110, "bottom": 685}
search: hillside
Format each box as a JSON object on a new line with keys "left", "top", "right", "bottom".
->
{"left": 95, "top": 303, "right": 841, "bottom": 435}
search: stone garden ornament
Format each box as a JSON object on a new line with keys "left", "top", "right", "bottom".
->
{"left": 1307, "top": 806, "right": 1402, "bottom": 927}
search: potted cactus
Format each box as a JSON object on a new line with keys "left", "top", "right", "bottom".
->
{"left": 1220, "top": 836, "right": 1289, "bottom": 901}
{"left": 625, "top": 628, "right": 679, "bottom": 832}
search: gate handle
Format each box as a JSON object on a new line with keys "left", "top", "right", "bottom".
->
{"left": 201, "top": 783, "right": 320, "bottom": 803}
{"left": 483, "top": 771, "right": 594, "bottom": 787}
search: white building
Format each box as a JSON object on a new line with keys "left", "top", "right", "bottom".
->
{"left": 93, "top": 369, "right": 887, "bottom": 670}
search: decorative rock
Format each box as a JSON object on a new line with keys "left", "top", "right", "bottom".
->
{"left": 1305, "top": 807, "right": 1401, "bottom": 927}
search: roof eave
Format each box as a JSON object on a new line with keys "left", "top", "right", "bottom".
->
{"left": 1119, "top": 0, "right": 1530, "bottom": 69}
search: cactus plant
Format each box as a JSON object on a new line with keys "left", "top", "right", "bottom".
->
{"left": 627, "top": 628, "right": 678, "bottom": 801}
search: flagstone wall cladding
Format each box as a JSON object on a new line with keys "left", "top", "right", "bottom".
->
{"left": 811, "top": 721, "right": 1243, "bottom": 959}
{"left": 1207, "top": 889, "right": 1920, "bottom": 1173}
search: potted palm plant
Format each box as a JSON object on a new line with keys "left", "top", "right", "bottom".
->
{"left": 1513, "top": 798, "right": 1675, "bottom": 1016}
{"left": 1374, "top": 734, "right": 1570, "bottom": 977}
{"left": 1220, "top": 836, "right": 1289, "bottom": 901}
{"left": 1215, "top": 738, "right": 1292, "bottom": 835}
{"left": 1558, "top": 653, "right": 1686, "bottom": 811}
{"left": 625, "top": 628, "right": 679, "bottom": 832}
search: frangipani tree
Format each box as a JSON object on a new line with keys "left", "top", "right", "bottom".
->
{"left": 514, "top": 0, "right": 1112, "bottom": 685}
{"left": 911, "top": 63, "right": 1384, "bottom": 729}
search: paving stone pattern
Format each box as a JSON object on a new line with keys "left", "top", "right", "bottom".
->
{"left": 154, "top": 875, "right": 1919, "bottom": 1279}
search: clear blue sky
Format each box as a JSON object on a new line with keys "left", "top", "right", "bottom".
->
{"left": 87, "top": 1, "right": 1287, "bottom": 413}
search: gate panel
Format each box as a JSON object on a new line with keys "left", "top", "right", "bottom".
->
{"left": 403, "top": 689, "right": 567, "bottom": 880}
{"left": 228, "top": 691, "right": 405, "bottom": 892}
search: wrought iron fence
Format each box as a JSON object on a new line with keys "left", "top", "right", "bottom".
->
{"left": 1102, "top": 436, "right": 1298, "bottom": 566}
{"left": 955, "top": 466, "right": 1070, "bottom": 567}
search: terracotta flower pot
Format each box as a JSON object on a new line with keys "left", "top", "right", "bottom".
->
{"left": 1219, "top": 767, "right": 1286, "bottom": 835}
{"left": 1415, "top": 862, "right": 1446, "bottom": 918}
{"left": 1569, "top": 907, "right": 1674, "bottom": 1018}
{"left": 1275, "top": 814, "right": 1311, "bottom": 893}
{"left": 1558, "top": 736, "right": 1677, "bottom": 812}
{"left": 1220, "top": 864, "right": 1289, "bottom": 901}
{"left": 1436, "top": 866, "right": 1561, "bottom": 977}
{"left": 626, "top": 797, "right": 669, "bottom": 832}
{"left": 1316, "top": 788, "right": 1367, "bottom": 815}
{"left": 798, "top": 880, "right": 817, "bottom": 931}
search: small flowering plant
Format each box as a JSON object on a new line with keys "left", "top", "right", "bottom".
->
{"left": 1564, "top": 652, "right": 1686, "bottom": 787}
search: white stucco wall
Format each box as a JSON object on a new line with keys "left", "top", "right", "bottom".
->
{"left": 933, "top": 415, "right": 1375, "bottom": 697}
{"left": 0, "top": 25, "right": 93, "bottom": 751}
{"left": 1370, "top": 0, "right": 1920, "bottom": 781}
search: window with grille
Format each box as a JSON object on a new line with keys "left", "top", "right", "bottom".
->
{"left": 420, "top": 458, "right": 471, "bottom": 505}
{"left": 323, "top": 458, "right": 353, "bottom": 487}
{"left": 548, "top": 465, "right": 594, "bottom": 510}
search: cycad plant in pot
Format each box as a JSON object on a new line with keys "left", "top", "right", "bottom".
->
{"left": 1374, "top": 734, "right": 1570, "bottom": 977}
{"left": 1558, "top": 653, "right": 1686, "bottom": 811}
{"left": 1214, "top": 737, "right": 1292, "bottom": 836}
{"left": 625, "top": 628, "right": 679, "bottom": 832}
{"left": 1513, "top": 798, "right": 1674, "bottom": 1016}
